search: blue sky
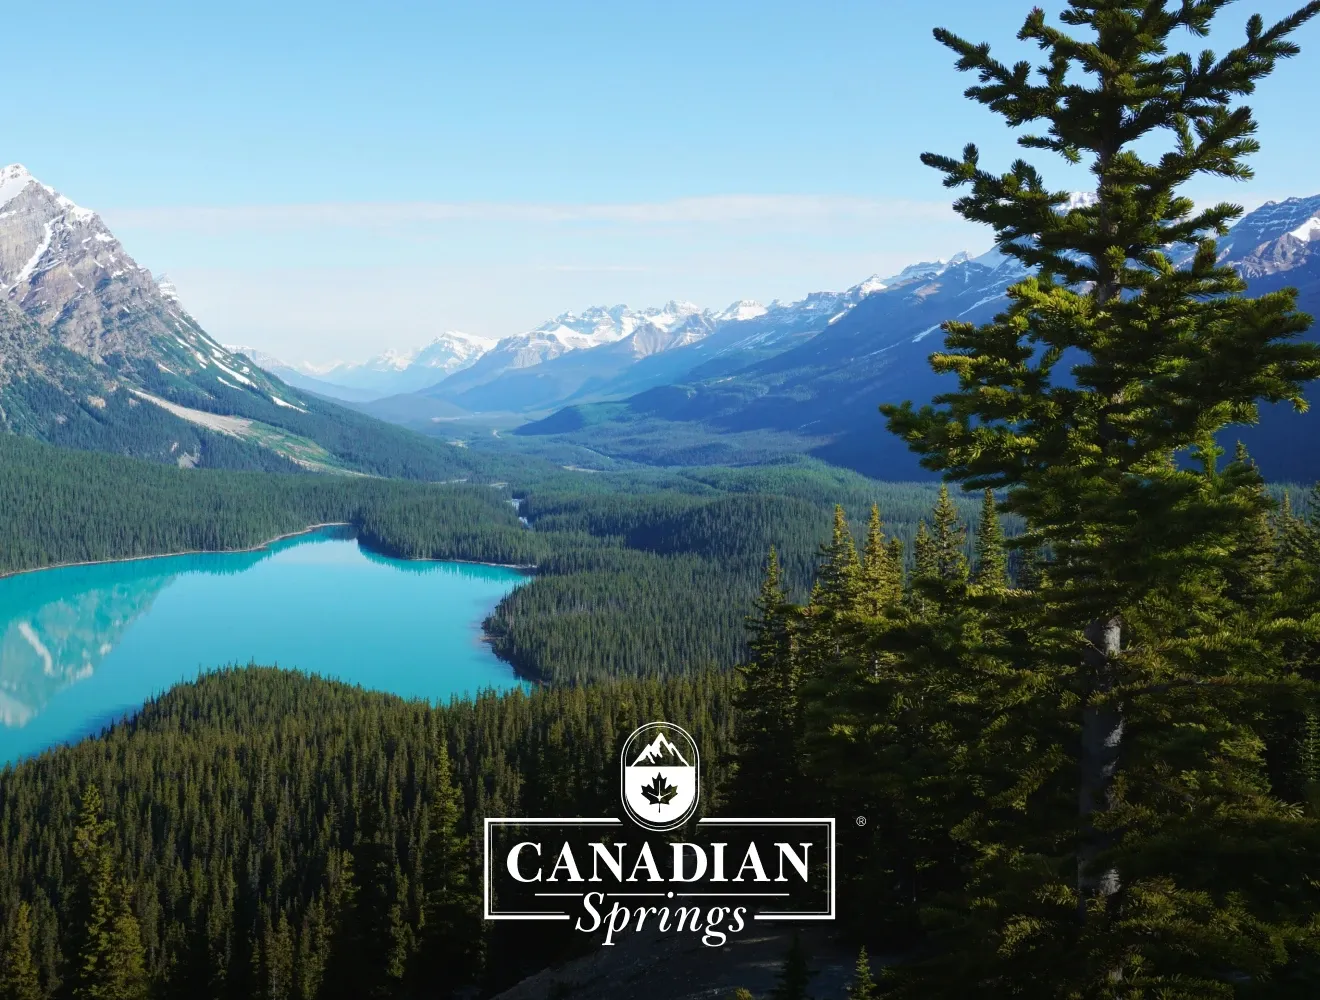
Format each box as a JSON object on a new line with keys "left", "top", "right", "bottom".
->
{"left": 5, "top": 0, "right": 1318, "bottom": 362}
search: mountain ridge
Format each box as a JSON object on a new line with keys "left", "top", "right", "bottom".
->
{"left": 0, "top": 164, "right": 503, "bottom": 481}
{"left": 514, "top": 195, "right": 1320, "bottom": 480}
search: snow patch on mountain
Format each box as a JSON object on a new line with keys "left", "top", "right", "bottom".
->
{"left": 0, "top": 164, "right": 36, "bottom": 210}
{"left": 1287, "top": 215, "right": 1320, "bottom": 243}
{"left": 717, "top": 300, "right": 768, "bottom": 322}
{"left": 0, "top": 164, "right": 95, "bottom": 222}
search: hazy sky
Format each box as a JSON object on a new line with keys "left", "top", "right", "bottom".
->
{"left": 5, "top": 0, "right": 1318, "bottom": 364}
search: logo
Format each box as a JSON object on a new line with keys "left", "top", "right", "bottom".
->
{"left": 620, "top": 722, "right": 699, "bottom": 831}
{"left": 483, "top": 719, "right": 836, "bottom": 947}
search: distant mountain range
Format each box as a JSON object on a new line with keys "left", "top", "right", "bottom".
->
{"left": 233, "top": 331, "right": 495, "bottom": 402}
{"left": 232, "top": 190, "right": 1320, "bottom": 482}
{"left": 514, "top": 195, "right": 1320, "bottom": 480}
{"left": 248, "top": 272, "right": 914, "bottom": 414}
{"left": 11, "top": 158, "right": 1317, "bottom": 484}
{"left": 0, "top": 164, "right": 492, "bottom": 480}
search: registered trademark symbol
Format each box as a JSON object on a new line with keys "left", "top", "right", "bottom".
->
{"left": 855, "top": 815, "right": 867, "bottom": 827}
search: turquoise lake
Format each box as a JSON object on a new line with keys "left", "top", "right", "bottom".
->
{"left": 0, "top": 527, "right": 529, "bottom": 766}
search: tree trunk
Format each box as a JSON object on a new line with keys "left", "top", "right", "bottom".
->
{"left": 1078, "top": 615, "right": 1122, "bottom": 915}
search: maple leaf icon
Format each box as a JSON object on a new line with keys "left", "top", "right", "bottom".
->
{"left": 641, "top": 773, "right": 679, "bottom": 811}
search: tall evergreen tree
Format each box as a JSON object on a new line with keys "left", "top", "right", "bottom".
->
{"left": 1, "top": 902, "right": 43, "bottom": 1000}
{"left": 929, "top": 486, "right": 969, "bottom": 584}
{"left": 846, "top": 945, "right": 877, "bottom": 1000}
{"left": 860, "top": 504, "right": 903, "bottom": 612}
{"left": 813, "top": 505, "right": 863, "bottom": 615}
{"left": 261, "top": 912, "right": 294, "bottom": 1000}
{"left": 412, "top": 738, "right": 481, "bottom": 997}
{"left": 733, "top": 548, "right": 803, "bottom": 812}
{"left": 1222, "top": 442, "right": 1277, "bottom": 606}
{"left": 881, "top": 0, "right": 1320, "bottom": 992}
{"left": 972, "top": 489, "right": 1008, "bottom": 591}
{"left": 70, "top": 787, "right": 148, "bottom": 1000}
{"left": 317, "top": 850, "right": 368, "bottom": 1000}
{"left": 911, "top": 521, "right": 936, "bottom": 583}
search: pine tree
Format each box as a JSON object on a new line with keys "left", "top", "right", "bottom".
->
{"left": 1, "top": 902, "right": 43, "bottom": 1000}
{"left": 70, "top": 787, "right": 147, "bottom": 1000}
{"left": 880, "top": 0, "right": 1320, "bottom": 992}
{"left": 1275, "top": 489, "right": 1316, "bottom": 570}
{"left": 412, "top": 738, "right": 481, "bottom": 996}
{"left": 972, "top": 489, "right": 1008, "bottom": 591}
{"left": 99, "top": 887, "right": 148, "bottom": 1000}
{"left": 813, "top": 505, "right": 863, "bottom": 615}
{"left": 318, "top": 850, "right": 367, "bottom": 1000}
{"left": 860, "top": 504, "right": 903, "bottom": 612}
{"left": 845, "top": 945, "right": 876, "bottom": 1000}
{"left": 930, "top": 486, "right": 968, "bottom": 584}
{"left": 770, "top": 932, "right": 812, "bottom": 1000}
{"left": 911, "top": 521, "right": 936, "bottom": 582}
{"left": 885, "top": 537, "right": 904, "bottom": 584}
{"left": 262, "top": 912, "right": 294, "bottom": 1000}
{"left": 1221, "top": 443, "right": 1277, "bottom": 606}
{"left": 733, "top": 549, "right": 803, "bottom": 813}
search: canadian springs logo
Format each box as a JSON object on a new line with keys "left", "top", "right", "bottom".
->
{"left": 483, "top": 720, "right": 835, "bottom": 947}
{"left": 621, "top": 722, "right": 699, "bottom": 831}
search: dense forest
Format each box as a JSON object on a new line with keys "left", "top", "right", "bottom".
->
{"left": 0, "top": 435, "right": 534, "bottom": 575}
{"left": 0, "top": 668, "right": 736, "bottom": 999}
{"left": 1, "top": 434, "right": 977, "bottom": 686}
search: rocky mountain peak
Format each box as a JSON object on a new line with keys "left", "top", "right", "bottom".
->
{"left": 1218, "top": 194, "right": 1320, "bottom": 278}
{"left": 0, "top": 165, "right": 289, "bottom": 410}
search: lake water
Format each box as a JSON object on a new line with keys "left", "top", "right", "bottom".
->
{"left": 0, "top": 527, "right": 529, "bottom": 765}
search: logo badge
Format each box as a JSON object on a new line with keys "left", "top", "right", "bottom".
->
{"left": 620, "top": 721, "right": 699, "bottom": 832}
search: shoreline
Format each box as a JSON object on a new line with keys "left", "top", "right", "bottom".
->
{"left": 0, "top": 523, "right": 355, "bottom": 579}
{"left": 381, "top": 553, "right": 538, "bottom": 572}
{"left": 0, "top": 524, "right": 539, "bottom": 579}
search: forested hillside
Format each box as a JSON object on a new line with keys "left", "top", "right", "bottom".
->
{"left": 0, "top": 436, "right": 533, "bottom": 575}
{"left": 2, "top": 435, "right": 986, "bottom": 687}
{"left": 0, "top": 668, "right": 737, "bottom": 999}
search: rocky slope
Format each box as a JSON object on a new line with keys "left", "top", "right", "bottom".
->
{"left": 0, "top": 164, "right": 489, "bottom": 480}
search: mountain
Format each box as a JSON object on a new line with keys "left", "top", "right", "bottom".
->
{"left": 360, "top": 274, "right": 912, "bottom": 426}
{"left": 0, "top": 164, "right": 496, "bottom": 480}
{"left": 224, "top": 346, "right": 383, "bottom": 403}
{"left": 631, "top": 733, "right": 690, "bottom": 767}
{"left": 299, "top": 331, "right": 495, "bottom": 399}
{"left": 514, "top": 249, "right": 1025, "bottom": 475}
{"left": 518, "top": 196, "right": 1320, "bottom": 481}
{"left": 431, "top": 301, "right": 712, "bottom": 398}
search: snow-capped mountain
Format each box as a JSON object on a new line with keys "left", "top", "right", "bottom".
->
{"left": 360, "top": 270, "right": 928, "bottom": 421}
{"left": 716, "top": 300, "right": 768, "bottom": 322}
{"left": 305, "top": 332, "right": 494, "bottom": 396}
{"left": 0, "top": 164, "right": 296, "bottom": 405}
{"left": 429, "top": 301, "right": 716, "bottom": 399}
{"left": 0, "top": 164, "right": 484, "bottom": 478}
{"left": 1214, "top": 194, "right": 1320, "bottom": 278}
{"left": 517, "top": 192, "right": 1320, "bottom": 481}
{"left": 229, "top": 332, "right": 496, "bottom": 402}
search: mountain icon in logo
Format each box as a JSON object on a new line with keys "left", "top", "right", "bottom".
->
{"left": 631, "top": 733, "right": 690, "bottom": 768}
{"left": 620, "top": 722, "right": 700, "bottom": 832}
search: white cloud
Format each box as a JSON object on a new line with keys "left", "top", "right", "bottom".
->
{"left": 104, "top": 194, "right": 957, "bottom": 232}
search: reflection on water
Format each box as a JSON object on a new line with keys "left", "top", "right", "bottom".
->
{"left": 0, "top": 529, "right": 528, "bottom": 764}
{"left": 0, "top": 563, "right": 172, "bottom": 727}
